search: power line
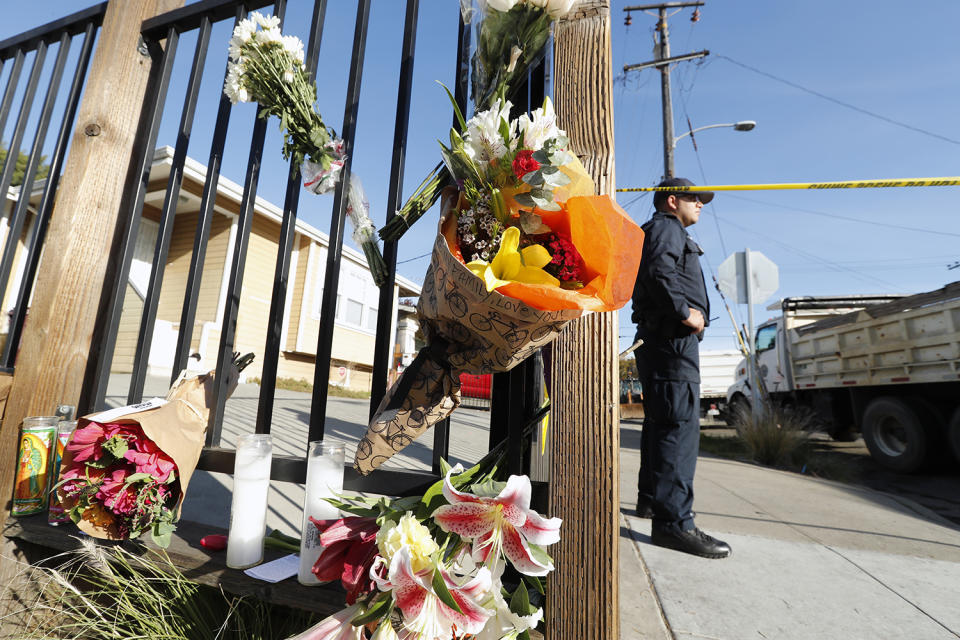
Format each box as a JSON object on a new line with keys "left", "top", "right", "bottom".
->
{"left": 397, "top": 252, "right": 430, "bottom": 265}
{"left": 718, "top": 215, "right": 903, "bottom": 291}
{"left": 724, "top": 193, "right": 960, "bottom": 238}
{"left": 716, "top": 54, "right": 960, "bottom": 147}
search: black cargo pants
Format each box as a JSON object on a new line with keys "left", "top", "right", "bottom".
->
{"left": 635, "top": 332, "right": 700, "bottom": 532}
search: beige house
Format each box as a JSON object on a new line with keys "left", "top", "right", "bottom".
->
{"left": 2, "top": 147, "right": 421, "bottom": 392}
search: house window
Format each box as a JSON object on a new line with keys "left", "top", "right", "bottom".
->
{"left": 344, "top": 299, "right": 363, "bottom": 326}
{"left": 366, "top": 307, "right": 378, "bottom": 332}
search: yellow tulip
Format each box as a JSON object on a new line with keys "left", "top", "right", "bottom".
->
{"left": 466, "top": 227, "right": 560, "bottom": 292}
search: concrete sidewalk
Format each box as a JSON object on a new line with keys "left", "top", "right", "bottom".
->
{"left": 618, "top": 420, "right": 960, "bottom": 640}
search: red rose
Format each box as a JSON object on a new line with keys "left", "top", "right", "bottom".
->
{"left": 512, "top": 149, "right": 541, "bottom": 181}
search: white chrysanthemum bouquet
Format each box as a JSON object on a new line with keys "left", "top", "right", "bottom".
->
{"left": 224, "top": 12, "right": 386, "bottom": 286}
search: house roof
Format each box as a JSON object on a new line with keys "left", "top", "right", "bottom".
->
{"left": 148, "top": 146, "right": 422, "bottom": 297}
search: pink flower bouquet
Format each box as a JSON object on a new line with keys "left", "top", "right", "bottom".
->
{"left": 57, "top": 421, "right": 181, "bottom": 547}
{"left": 55, "top": 354, "right": 252, "bottom": 548}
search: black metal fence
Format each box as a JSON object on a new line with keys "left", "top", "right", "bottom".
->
{"left": 0, "top": 3, "right": 104, "bottom": 371}
{"left": 0, "top": 0, "right": 548, "bottom": 498}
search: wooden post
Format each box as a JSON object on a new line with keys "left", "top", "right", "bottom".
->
{"left": 0, "top": 0, "right": 183, "bottom": 550}
{"left": 547, "top": 2, "right": 619, "bottom": 639}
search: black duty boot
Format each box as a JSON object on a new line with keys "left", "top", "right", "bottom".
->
{"left": 635, "top": 497, "right": 654, "bottom": 518}
{"left": 651, "top": 525, "right": 731, "bottom": 559}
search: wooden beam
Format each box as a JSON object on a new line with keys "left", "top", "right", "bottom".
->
{"left": 0, "top": 0, "right": 184, "bottom": 535}
{"left": 547, "top": 2, "right": 620, "bottom": 639}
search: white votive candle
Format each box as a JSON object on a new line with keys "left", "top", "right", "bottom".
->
{"left": 227, "top": 434, "right": 273, "bottom": 569}
{"left": 298, "top": 441, "right": 345, "bottom": 585}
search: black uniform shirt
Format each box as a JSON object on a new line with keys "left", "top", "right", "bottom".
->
{"left": 630, "top": 211, "right": 710, "bottom": 382}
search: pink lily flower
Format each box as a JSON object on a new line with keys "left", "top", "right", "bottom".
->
{"left": 310, "top": 516, "right": 381, "bottom": 604}
{"left": 285, "top": 604, "right": 364, "bottom": 640}
{"left": 66, "top": 422, "right": 107, "bottom": 462}
{"left": 432, "top": 465, "right": 562, "bottom": 576}
{"left": 371, "top": 546, "right": 494, "bottom": 639}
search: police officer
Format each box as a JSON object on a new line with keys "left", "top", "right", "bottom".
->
{"left": 631, "top": 177, "right": 731, "bottom": 559}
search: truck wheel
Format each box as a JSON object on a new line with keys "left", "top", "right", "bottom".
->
{"left": 725, "top": 395, "right": 749, "bottom": 426}
{"left": 948, "top": 407, "right": 960, "bottom": 465}
{"left": 862, "top": 397, "right": 927, "bottom": 473}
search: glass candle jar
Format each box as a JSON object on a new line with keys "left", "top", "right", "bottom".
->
{"left": 298, "top": 441, "right": 345, "bottom": 585}
{"left": 226, "top": 434, "right": 273, "bottom": 569}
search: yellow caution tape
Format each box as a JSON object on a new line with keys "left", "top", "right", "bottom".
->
{"left": 616, "top": 176, "right": 960, "bottom": 193}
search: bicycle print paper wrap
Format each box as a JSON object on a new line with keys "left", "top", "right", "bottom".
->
{"left": 355, "top": 190, "right": 581, "bottom": 475}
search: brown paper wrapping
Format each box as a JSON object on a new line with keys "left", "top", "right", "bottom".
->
{"left": 57, "top": 367, "right": 238, "bottom": 541}
{"left": 355, "top": 189, "right": 582, "bottom": 475}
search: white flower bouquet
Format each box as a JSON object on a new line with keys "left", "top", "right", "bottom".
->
{"left": 288, "top": 459, "right": 560, "bottom": 640}
{"left": 379, "top": 0, "right": 577, "bottom": 242}
{"left": 224, "top": 12, "right": 387, "bottom": 286}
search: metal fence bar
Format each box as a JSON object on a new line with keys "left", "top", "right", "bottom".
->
{"left": 4, "top": 24, "right": 96, "bottom": 368}
{"left": 141, "top": 0, "right": 273, "bottom": 41}
{"left": 127, "top": 18, "right": 212, "bottom": 404}
{"left": 171, "top": 5, "right": 246, "bottom": 383}
{"left": 0, "top": 43, "right": 48, "bottom": 306}
{"left": 209, "top": 0, "right": 288, "bottom": 445}
{"left": 0, "top": 2, "right": 106, "bottom": 60}
{"left": 428, "top": 6, "right": 473, "bottom": 473}
{"left": 370, "top": 0, "right": 420, "bottom": 416}
{"left": 88, "top": 28, "right": 179, "bottom": 409}
{"left": 308, "top": 0, "right": 371, "bottom": 444}
{"left": 0, "top": 51, "right": 25, "bottom": 150}
{"left": 255, "top": 0, "right": 328, "bottom": 436}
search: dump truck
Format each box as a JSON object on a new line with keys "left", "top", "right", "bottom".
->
{"left": 700, "top": 350, "right": 742, "bottom": 422}
{"left": 726, "top": 281, "right": 960, "bottom": 472}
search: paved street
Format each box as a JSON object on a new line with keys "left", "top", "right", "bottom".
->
{"left": 102, "top": 376, "right": 960, "bottom": 638}
{"left": 104, "top": 377, "right": 492, "bottom": 535}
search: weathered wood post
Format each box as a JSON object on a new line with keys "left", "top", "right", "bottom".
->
{"left": 547, "top": 1, "right": 619, "bottom": 639}
{"left": 0, "top": 0, "right": 183, "bottom": 576}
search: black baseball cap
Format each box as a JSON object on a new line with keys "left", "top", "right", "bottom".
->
{"left": 652, "top": 177, "right": 714, "bottom": 210}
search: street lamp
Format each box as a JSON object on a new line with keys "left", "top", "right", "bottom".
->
{"left": 672, "top": 120, "right": 756, "bottom": 149}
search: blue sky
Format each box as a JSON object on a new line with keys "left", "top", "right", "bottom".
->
{"left": 4, "top": 1, "right": 959, "bottom": 355}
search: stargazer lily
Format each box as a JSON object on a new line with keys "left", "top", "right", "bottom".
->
{"left": 432, "top": 465, "right": 562, "bottom": 576}
{"left": 371, "top": 546, "right": 494, "bottom": 639}
{"left": 466, "top": 226, "right": 559, "bottom": 292}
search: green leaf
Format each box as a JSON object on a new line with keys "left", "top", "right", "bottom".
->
{"left": 518, "top": 211, "right": 550, "bottom": 235}
{"left": 431, "top": 569, "right": 464, "bottom": 615}
{"left": 471, "top": 478, "right": 507, "bottom": 498}
{"left": 522, "top": 170, "right": 544, "bottom": 186}
{"left": 527, "top": 542, "right": 554, "bottom": 570}
{"left": 123, "top": 473, "right": 153, "bottom": 485}
{"left": 438, "top": 81, "right": 467, "bottom": 132}
{"left": 350, "top": 594, "right": 393, "bottom": 626}
{"left": 509, "top": 583, "right": 533, "bottom": 616}
{"left": 418, "top": 477, "right": 447, "bottom": 519}
{"left": 151, "top": 521, "right": 176, "bottom": 549}
{"left": 523, "top": 574, "right": 546, "bottom": 595}
{"left": 542, "top": 170, "right": 571, "bottom": 188}
{"left": 531, "top": 149, "right": 550, "bottom": 165}
{"left": 101, "top": 436, "right": 129, "bottom": 459}
{"left": 513, "top": 192, "right": 535, "bottom": 208}
{"left": 499, "top": 117, "right": 512, "bottom": 146}
{"left": 491, "top": 189, "right": 509, "bottom": 224}
{"left": 389, "top": 495, "right": 422, "bottom": 513}
{"left": 439, "top": 458, "right": 453, "bottom": 476}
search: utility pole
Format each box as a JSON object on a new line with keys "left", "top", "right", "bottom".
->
{"left": 623, "top": 2, "right": 708, "bottom": 178}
